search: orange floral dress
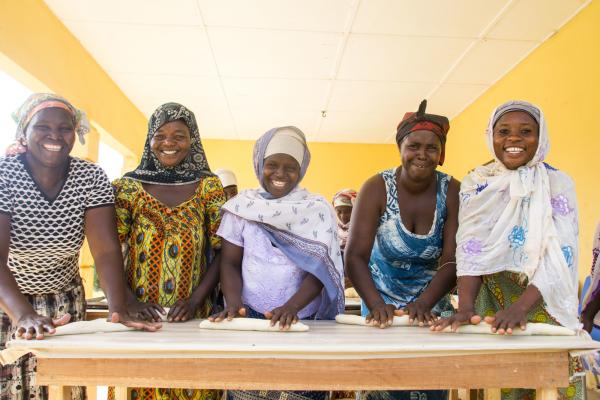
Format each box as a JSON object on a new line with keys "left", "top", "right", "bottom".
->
{"left": 112, "top": 175, "right": 224, "bottom": 400}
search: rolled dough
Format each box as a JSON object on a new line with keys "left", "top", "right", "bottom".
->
{"left": 443, "top": 322, "right": 575, "bottom": 336}
{"left": 53, "top": 319, "right": 134, "bottom": 336}
{"left": 335, "top": 314, "right": 410, "bottom": 326}
{"left": 199, "top": 318, "right": 309, "bottom": 332}
{"left": 334, "top": 314, "right": 575, "bottom": 335}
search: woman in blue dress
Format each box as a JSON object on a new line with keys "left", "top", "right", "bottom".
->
{"left": 346, "top": 100, "right": 460, "bottom": 400}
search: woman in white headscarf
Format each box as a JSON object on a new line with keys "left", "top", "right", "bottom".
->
{"left": 434, "top": 100, "right": 581, "bottom": 400}
{"left": 210, "top": 126, "right": 343, "bottom": 400}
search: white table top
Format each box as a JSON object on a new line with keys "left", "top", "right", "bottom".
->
{"left": 5, "top": 320, "right": 600, "bottom": 361}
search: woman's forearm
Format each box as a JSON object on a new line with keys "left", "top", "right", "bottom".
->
{"left": 346, "top": 253, "right": 385, "bottom": 310}
{"left": 220, "top": 260, "right": 243, "bottom": 306}
{"left": 0, "top": 264, "right": 36, "bottom": 322}
{"left": 417, "top": 262, "right": 457, "bottom": 308}
{"left": 284, "top": 274, "right": 323, "bottom": 311}
{"left": 190, "top": 253, "right": 221, "bottom": 304}
{"left": 456, "top": 275, "right": 482, "bottom": 312}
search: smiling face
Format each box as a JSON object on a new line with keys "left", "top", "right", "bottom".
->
{"left": 24, "top": 107, "right": 75, "bottom": 168}
{"left": 150, "top": 120, "right": 192, "bottom": 168}
{"left": 262, "top": 153, "right": 300, "bottom": 198}
{"left": 492, "top": 111, "right": 539, "bottom": 170}
{"left": 399, "top": 130, "right": 441, "bottom": 181}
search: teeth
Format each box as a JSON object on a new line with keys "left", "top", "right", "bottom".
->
{"left": 272, "top": 181, "right": 286, "bottom": 188}
{"left": 161, "top": 150, "right": 177, "bottom": 155}
{"left": 505, "top": 147, "right": 524, "bottom": 154}
{"left": 43, "top": 144, "right": 62, "bottom": 152}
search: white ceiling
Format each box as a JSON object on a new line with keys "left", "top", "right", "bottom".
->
{"left": 44, "top": 0, "right": 589, "bottom": 143}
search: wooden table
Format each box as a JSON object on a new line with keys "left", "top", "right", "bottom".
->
{"left": 6, "top": 320, "right": 600, "bottom": 400}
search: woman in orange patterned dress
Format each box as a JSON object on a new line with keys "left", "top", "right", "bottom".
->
{"left": 112, "top": 103, "right": 225, "bottom": 400}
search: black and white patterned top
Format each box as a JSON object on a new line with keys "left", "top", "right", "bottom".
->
{"left": 0, "top": 155, "right": 114, "bottom": 295}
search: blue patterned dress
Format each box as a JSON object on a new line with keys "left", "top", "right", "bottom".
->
{"left": 362, "top": 168, "right": 453, "bottom": 318}
{"left": 360, "top": 168, "right": 453, "bottom": 400}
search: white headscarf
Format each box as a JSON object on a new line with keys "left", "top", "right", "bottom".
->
{"left": 263, "top": 127, "right": 305, "bottom": 166}
{"left": 215, "top": 169, "right": 237, "bottom": 188}
{"left": 456, "top": 100, "right": 580, "bottom": 330}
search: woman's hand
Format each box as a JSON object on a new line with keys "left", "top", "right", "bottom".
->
{"left": 431, "top": 310, "right": 481, "bottom": 332}
{"left": 264, "top": 305, "right": 299, "bottom": 330}
{"left": 167, "top": 298, "right": 199, "bottom": 322}
{"left": 127, "top": 299, "right": 165, "bottom": 322}
{"left": 365, "top": 303, "right": 398, "bottom": 328}
{"left": 15, "top": 313, "right": 71, "bottom": 340}
{"left": 108, "top": 311, "right": 162, "bottom": 331}
{"left": 484, "top": 304, "right": 528, "bottom": 334}
{"left": 208, "top": 304, "right": 246, "bottom": 322}
{"left": 397, "top": 300, "right": 437, "bottom": 326}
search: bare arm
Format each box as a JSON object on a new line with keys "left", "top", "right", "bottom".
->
{"left": 0, "top": 215, "right": 36, "bottom": 321}
{"left": 209, "top": 238, "right": 245, "bottom": 321}
{"left": 345, "top": 174, "right": 396, "bottom": 327}
{"left": 0, "top": 214, "right": 72, "bottom": 338}
{"left": 405, "top": 177, "right": 460, "bottom": 324}
{"left": 84, "top": 206, "right": 160, "bottom": 331}
{"left": 432, "top": 275, "right": 482, "bottom": 332}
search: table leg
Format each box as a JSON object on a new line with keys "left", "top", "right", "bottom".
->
{"left": 87, "top": 385, "right": 97, "bottom": 400}
{"left": 483, "top": 388, "right": 501, "bottom": 400}
{"left": 536, "top": 387, "right": 558, "bottom": 400}
{"left": 48, "top": 385, "right": 71, "bottom": 400}
{"left": 113, "top": 386, "right": 129, "bottom": 400}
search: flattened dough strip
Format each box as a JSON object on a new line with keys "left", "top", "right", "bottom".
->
{"left": 199, "top": 318, "right": 309, "bottom": 332}
{"left": 334, "top": 314, "right": 575, "bottom": 336}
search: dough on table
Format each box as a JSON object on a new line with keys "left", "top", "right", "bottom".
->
{"left": 344, "top": 288, "right": 359, "bottom": 298}
{"left": 53, "top": 319, "right": 134, "bottom": 336}
{"left": 335, "top": 314, "right": 411, "bottom": 326}
{"left": 199, "top": 318, "right": 309, "bottom": 332}
{"left": 443, "top": 322, "right": 575, "bottom": 336}
{"left": 334, "top": 314, "right": 575, "bottom": 335}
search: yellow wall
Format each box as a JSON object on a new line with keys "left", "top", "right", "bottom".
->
{"left": 445, "top": 1, "right": 600, "bottom": 283}
{"left": 3, "top": 0, "right": 596, "bottom": 287}
{"left": 0, "top": 0, "right": 146, "bottom": 160}
{"left": 0, "top": 0, "right": 148, "bottom": 296}
{"left": 203, "top": 139, "right": 399, "bottom": 201}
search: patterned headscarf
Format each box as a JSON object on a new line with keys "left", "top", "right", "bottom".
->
{"left": 6, "top": 93, "right": 90, "bottom": 155}
{"left": 252, "top": 126, "right": 310, "bottom": 191}
{"left": 332, "top": 189, "right": 357, "bottom": 209}
{"left": 396, "top": 99, "right": 450, "bottom": 165}
{"left": 124, "top": 103, "right": 213, "bottom": 185}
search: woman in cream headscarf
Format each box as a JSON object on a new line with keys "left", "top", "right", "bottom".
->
{"left": 434, "top": 100, "right": 580, "bottom": 400}
{"left": 211, "top": 126, "right": 343, "bottom": 400}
